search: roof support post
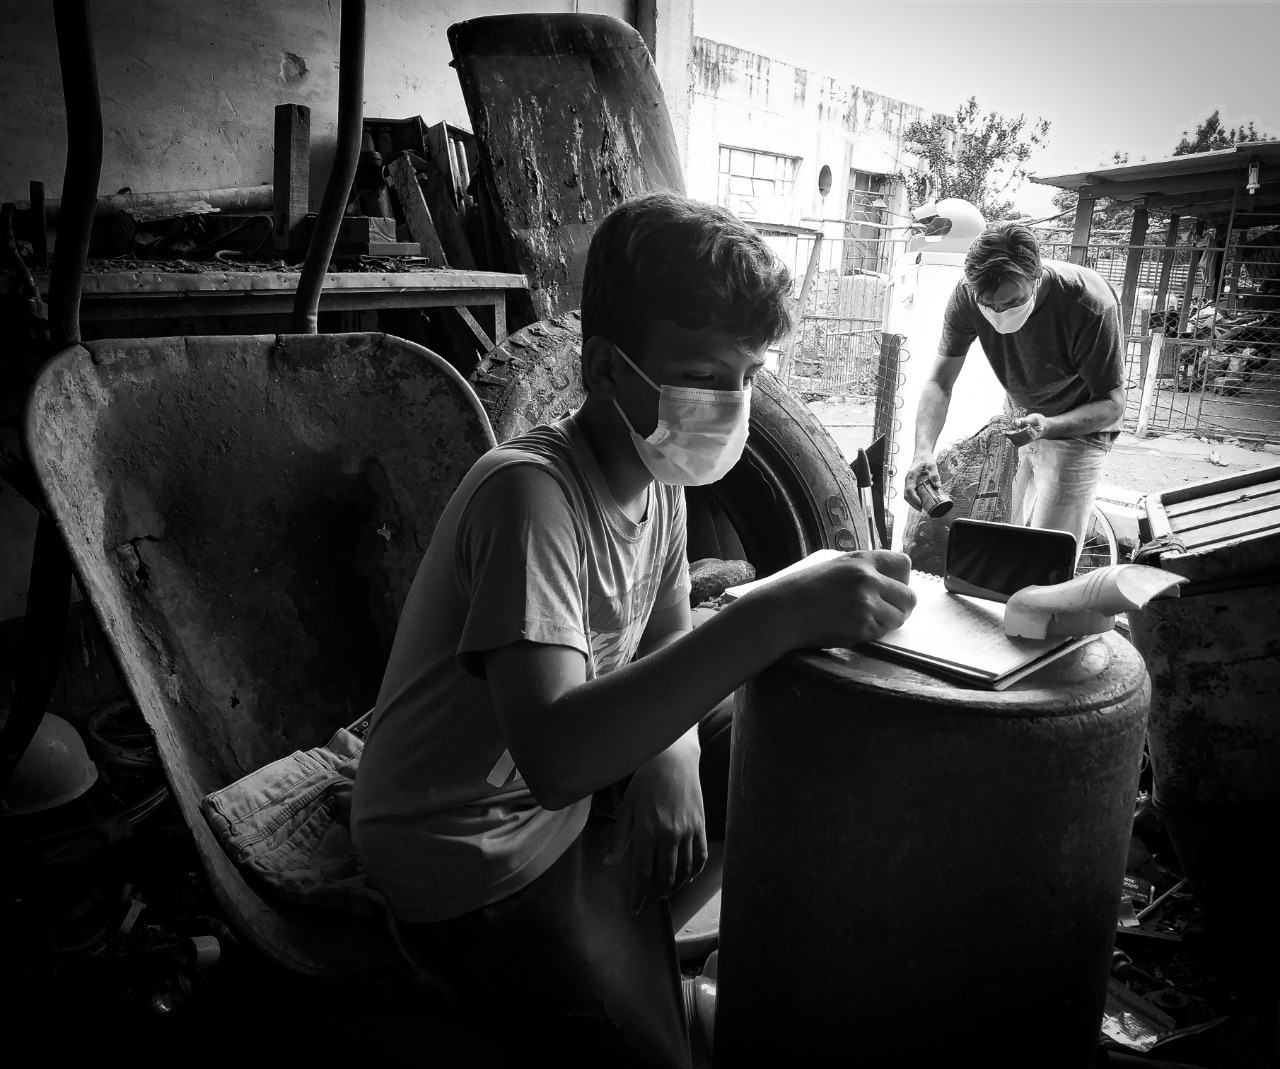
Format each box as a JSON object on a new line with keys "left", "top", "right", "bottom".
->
{"left": 1119, "top": 206, "right": 1149, "bottom": 335}
{"left": 1068, "top": 195, "right": 1094, "bottom": 266}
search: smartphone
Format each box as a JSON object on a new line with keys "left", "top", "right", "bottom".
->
{"left": 944, "top": 518, "right": 1076, "bottom": 603}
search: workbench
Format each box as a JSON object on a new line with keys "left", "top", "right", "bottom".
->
{"left": 15, "top": 266, "right": 528, "bottom": 349}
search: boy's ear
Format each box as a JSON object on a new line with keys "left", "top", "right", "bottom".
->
{"left": 581, "top": 336, "right": 621, "bottom": 399}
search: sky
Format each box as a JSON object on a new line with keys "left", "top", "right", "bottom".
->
{"left": 694, "top": 1, "right": 1280, "bottom": 217}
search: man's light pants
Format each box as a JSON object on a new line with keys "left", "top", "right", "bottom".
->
{"left": 1010, "top": 436, "right": 1113, "bottom": 563}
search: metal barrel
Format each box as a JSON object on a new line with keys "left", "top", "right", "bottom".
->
{"left": 714, "top": 634, "right": 1148, "bottom": 1068}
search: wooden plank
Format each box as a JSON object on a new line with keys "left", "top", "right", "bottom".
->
{"left": 29, "top": 268, "right": 526, "bottom": 295}
{"left": 408, "top": 150, "right": 477, "bottom": 269}
{"left": 272, "top": 103, "right": 311, "bottom": 252}
{"left": 453, "top": 305, "right": 494, "bottom": 350}
{"left": 778, "top": 232, "right": 823, "bottom": 382}
{"left": 73, "top": 290, "right": 512, "bottom": 320}
{"left": 1135, "top": 332, "right": 1163, "bottom": 438}
{"left": 386, "top": 153, "right": 449, "bottom": 267}
{"left": 1118, "top": 207, "right": 1149, "bottom": 334}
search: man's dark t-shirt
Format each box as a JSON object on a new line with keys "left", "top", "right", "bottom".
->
{"left": 939, "top": 260, "right": 1125, "bottom": 433}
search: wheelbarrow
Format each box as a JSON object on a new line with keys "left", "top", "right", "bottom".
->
{"left": 23, "top": 330, "right": 497, "bottom": 981}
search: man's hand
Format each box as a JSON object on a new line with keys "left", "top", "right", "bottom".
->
{"left": 752, "top": 549, "right": 916, "bottom": 651}
{"left": 903, "top": 453, "right": 940, "bottom": 510}
{"left": 1004, "top": 414, "right": 1049, "bottom": 447}
{"left": 603, "top": 733, "right": 707, "bottom": 913}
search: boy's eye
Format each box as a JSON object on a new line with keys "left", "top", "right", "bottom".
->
{"left": 684, "top": 373, "right": 716, "bottom": 383}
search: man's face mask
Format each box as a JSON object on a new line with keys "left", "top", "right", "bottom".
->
{"left": 611, "top": 344, "right": 751, "bottom": 486}
{"left": 978, "top": 278, "right": 1039, "bottom": 334}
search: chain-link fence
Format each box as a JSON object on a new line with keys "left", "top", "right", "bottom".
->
{"left": 1036, "top": 222, "right": 1280, "bottom": 443}
{"left": 756, "top": 226, "right": 896, "bottom": 401}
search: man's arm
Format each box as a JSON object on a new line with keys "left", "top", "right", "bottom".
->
{"left": 483, "top": 550, "right": 914, "bottom": 811}
{"left": 1004, "top": 385, "right": 1124, "bottom": 445}
{"left": 904, "top": 350, "right": 966, "bottom": 508}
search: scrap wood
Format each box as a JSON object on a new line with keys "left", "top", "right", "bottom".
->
{"left": 386, "top": 153, "right": 448, "bottom": 267}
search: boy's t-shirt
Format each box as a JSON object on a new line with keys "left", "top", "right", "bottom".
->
{"left": 351, "top": 416, "right": 690, "bottom": 923}
{"left": 938, "top": 259, "right": 1125, "bottom": 433}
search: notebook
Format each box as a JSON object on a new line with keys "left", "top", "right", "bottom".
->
{"left": 723, "top": 551, "right": 1094, "bottom": 690}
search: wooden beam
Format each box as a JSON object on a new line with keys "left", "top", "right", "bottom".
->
{"left": 1118, "top": 206, "right": 1149, "bottom": 335}
{"left": 386, "top": 153, "right": 448, "bottom": 267}
{"left": 1069, "top": 196, "right": 1095, "bottom": 265}
{"left": 272, "top": 103, "right": 311, "bottom": 252}
{"left": 778, "top": 232, "right": 823, "bottom": 382}
{"left": 409, "top": 148, "right": 477, "bottom": 270}
{"left": 453, "top": 305, "right": 494, "bottom": 350}
{"left": 1176, "top": 219, "right": 1205, "bottom": 333}
{"left": 1152, "top": 212, "right": 1180, "bottom": 318}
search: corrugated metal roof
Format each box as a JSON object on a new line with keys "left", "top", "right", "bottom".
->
{"left": 1033, "top": 142, "right": 1279, "bottom": 189}
{"left": 1031, "top": 141, "right": 1280, "bottom": 222}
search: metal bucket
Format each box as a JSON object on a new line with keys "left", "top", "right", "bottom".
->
{"left": 714, "top": 634, "right": 1148, "bottom": 1068}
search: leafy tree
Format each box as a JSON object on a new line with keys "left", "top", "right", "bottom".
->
{"left": 901, "top": 97, "right": 1051, "bottom": 221}
{"left": 1173, "top": 110, "right": 1262, "bottom": 155}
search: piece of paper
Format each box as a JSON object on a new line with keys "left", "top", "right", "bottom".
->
{"left": 1005, "top": 565, "right": 1187, "bottom": 640}
{"left": 721, "top": 549, "right": 843, "bottom": 601}
{"left": 867, "top": 572, "right": 1093, "bottom": 688}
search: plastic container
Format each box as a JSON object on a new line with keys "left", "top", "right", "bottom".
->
{"left": 713, "top": 634, "right": 1148, "bottom": 1068}
{"left": 1129, "top": 463, "right": 1280, "bottom": 965}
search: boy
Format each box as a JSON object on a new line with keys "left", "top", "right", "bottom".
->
{"left": 351, "top": 191, "right": 915, "bottom": 1066}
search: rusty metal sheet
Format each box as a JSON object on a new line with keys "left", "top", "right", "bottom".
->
{"left": 449, "top": 13, "right": 684, "bottom": 325}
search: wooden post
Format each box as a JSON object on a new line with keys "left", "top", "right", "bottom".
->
{"left": 29, "top": 180, "right": 49, "bottom": 268}
{"left": 1119, "top": 206, "right": 1149, "bottom": 336}
{"left": 777, "top": 231, "right": 823, "bottom": 383}
{"left": 1069, "top": 195, "right": 1095, "bottom": 266}
{"left": 1152, "top": 212, "right": 1180, "bottom": 319}
{"left": 1135, "top": 332, "right": 1164, "bottom": 439}
{"left": 272, "top": 103, "right": 310, "bottom": 252}
{"left": 872, "top": 333, "right": 902, "bottom": 447}
{"left": 1176, "top": 219, "right": 1205, "bottom": 334}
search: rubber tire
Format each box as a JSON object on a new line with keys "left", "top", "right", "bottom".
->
{"left": 469, "top": 313, "right": 871, "bottom": 575}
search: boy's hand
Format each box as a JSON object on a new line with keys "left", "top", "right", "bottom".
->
{"left": 757, "top": 549, "right": 916, "bottom": 651}
{"left": 603, "top": 734, "right": 706, "bottom": 914}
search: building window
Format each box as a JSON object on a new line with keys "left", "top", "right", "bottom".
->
{"left": 717, "top": 146, "right": 800, "bottom": 219}
{"left": 844, "top": 170, "right": 892, "bottom": 275}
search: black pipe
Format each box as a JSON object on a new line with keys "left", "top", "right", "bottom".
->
{"left": 0, "top": 0, "right": 100, "bottom": 795}
{"left": 292, "top": 0, "right": 366, "bottom": 334}
{"left": 47, "top": 0, "right": 102, "bottom": 349}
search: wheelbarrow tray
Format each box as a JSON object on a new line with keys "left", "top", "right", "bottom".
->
{"left": 22, "top": 332, "right": 496, "bottom": 982}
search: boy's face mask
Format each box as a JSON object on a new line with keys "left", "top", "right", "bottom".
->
{"left": 611, "top": 344, "right": 751, "bottom": 486}
{"left": 977, "top": 275, "right": 1040, "bottom": 334}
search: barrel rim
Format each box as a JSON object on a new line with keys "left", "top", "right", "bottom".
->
{"left": 762, "top": 632, "right": 1149, "bottom": 719}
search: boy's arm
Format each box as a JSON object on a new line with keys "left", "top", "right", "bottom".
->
{"left": 606, "top": 600, "right": 705, "bottom": 911}
{"left": 483, "top": 549, "right": 914, "bottom": 812}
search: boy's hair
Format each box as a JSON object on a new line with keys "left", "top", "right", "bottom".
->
{"left": 580, "top": 191, "right": 794, "bottom": 377}
{"left": 964, "top": 221, "right": 1042, "bottom": 299}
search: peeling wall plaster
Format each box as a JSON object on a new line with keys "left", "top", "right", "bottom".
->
{"left": 0, "top": 0, "right": 683, "bottom": 208}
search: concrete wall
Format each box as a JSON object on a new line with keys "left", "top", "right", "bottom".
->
{"left": 0, "top": 0, "right": 693, "bottom": 206}
{"left": 685, "top": 37, "right": 926, "bottom": 249}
